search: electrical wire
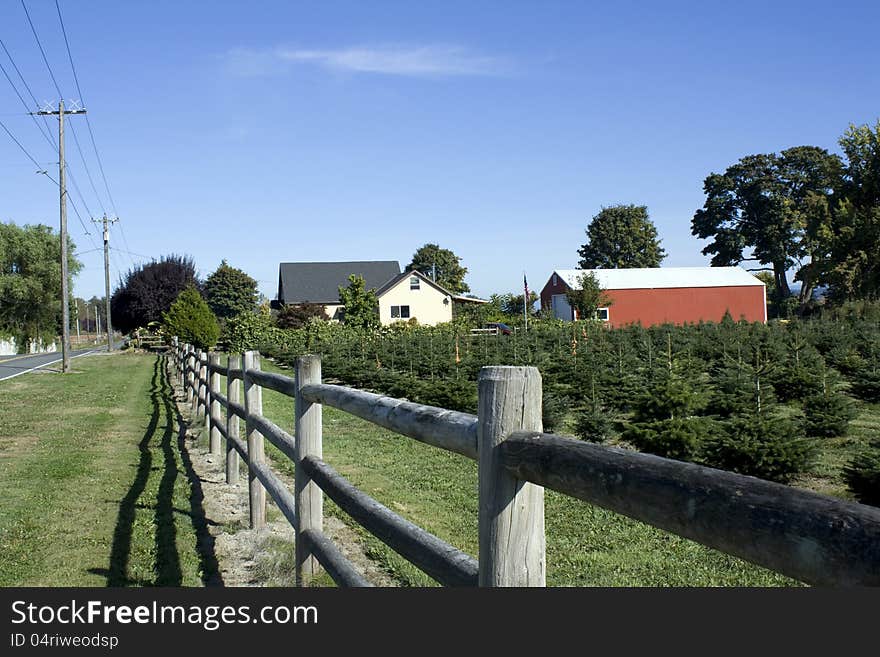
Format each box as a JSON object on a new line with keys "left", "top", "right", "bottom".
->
{"left": 54, "top": 0, "right": 136, "bottom": 271}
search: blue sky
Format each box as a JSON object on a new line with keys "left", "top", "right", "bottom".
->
{"left": 1, "top": 0, "right": 878, "bottom": 302}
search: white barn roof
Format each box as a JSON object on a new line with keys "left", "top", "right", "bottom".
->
{"left": 555, "top": 267, "right": 765, "bottom": 290}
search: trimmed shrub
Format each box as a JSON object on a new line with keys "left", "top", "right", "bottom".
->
{"left": 574, "top": 407, "right": 614, "bottom": 443}
{"left": 623, "top": 418, "right": 706, "bottom": 462}
{"left": 849, "top": 367, "right": 880, "bottom": 403}
{"left": 770, "top": 365, "right": 822, "bottom": 402}
{"left": 802, "top": 391, "right": 856, "bottom": 437}
{"left": 701, "top": 416, "right": 816, "bottom": 483}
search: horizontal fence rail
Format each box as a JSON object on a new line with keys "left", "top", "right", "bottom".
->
{"left": 500, "top": 431, "right": 880, "bottom": 586}
{"left": 170, "top": 338, "right": 880, "bottom": 587}
{"left": 300, "top": 384, "right": 478, "bottom": 460}
{"left": 301, "top": 454, "right": 479, "bottom": 587}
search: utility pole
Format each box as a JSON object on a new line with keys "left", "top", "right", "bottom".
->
{"left": 35, "top": 100, "right": 86, "bottom": 373}
{"left": 93, "top": 214, "right": 117, "bottom": 352}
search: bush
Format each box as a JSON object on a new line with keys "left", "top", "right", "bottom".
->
{"left": 849, "top": 367, "right": 880, "bottom": 403}
{"left": 843, "top": 442, "right": 880, "bottom": 507}
{"left": 802, "top": 391, "right": 856, "bottom": 437}
{"left": 574, "top": 405, "right": 614, "bottom": 443}
{"left": 623, "top": 418, "right": 706, "bottom": 461}
{"left": 700, "top": 416, "right": 815, "bottom": 483}
{"left": 162, "top": 287, "right": 219, "bottom": 350}
{"left": 542, "top": 391, "right": 569, "bottom": 433}
{"left": 276, "top": 303, "right": 329, "bottom": 329}
{"left": 770, "top": 365, "right": 822, "bottom": 402}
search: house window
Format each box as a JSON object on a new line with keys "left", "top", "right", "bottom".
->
{"left": 552, "top": 274, "right": 558, "bottom": 286}
{"left": 410, "top": 276, "right": 420, "bottom": 290}
{"left": 596, "top": 307, "right": 609, "bottom": 321}
{"left": 391, "top": 305, "right": 411, "bottom": 319}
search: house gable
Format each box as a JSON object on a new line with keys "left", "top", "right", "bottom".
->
{"left": 377, "top": 270, "right": 453, "bottom": 326}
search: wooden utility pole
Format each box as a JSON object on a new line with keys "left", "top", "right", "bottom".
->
{"left": 94, "top": 214, "right": 117, "bottom": 352}
{"left": 36, "top": 100, "right": 86, "bottom": 373}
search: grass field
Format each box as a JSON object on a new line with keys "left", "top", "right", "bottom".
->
{"left": 0, "top": 352, "right": 217, "bottom": 586}
{"left": 251, "top": 358, "right": 798, "bottom": 586}
{"left": 6, "top": 351, "right": 873, "bottom": 587}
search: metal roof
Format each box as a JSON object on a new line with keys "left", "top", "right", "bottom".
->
{"left": 278, "top": 261, "right": 401, "bottom": 304}
{"left": 554, "top": 267, "right": 765, "bottom": 290}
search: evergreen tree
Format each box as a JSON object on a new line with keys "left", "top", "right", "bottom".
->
{"left": 162, "top": 287, "right": 220, "bottom": 349}
{"left": 204, "top": 259, "right": 258, "bottom": 320}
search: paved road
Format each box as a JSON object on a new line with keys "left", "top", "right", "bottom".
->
{"left": 0, "top": 345, "right": 111, "bottom": 382}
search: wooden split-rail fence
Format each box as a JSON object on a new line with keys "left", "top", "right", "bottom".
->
{"left": 172, "top": 338, "right": 880, "bottom": 587}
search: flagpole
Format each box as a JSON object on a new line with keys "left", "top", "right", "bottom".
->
{"left": 523, "top": 271, "right": 529, "bottom": 332}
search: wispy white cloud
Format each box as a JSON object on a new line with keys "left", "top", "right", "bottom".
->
{"left": 225, "top": 44, "right": 509, "bottom": 78}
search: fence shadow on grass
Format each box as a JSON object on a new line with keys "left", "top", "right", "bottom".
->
{"left": 93, "top": 354, "right": 222, "bottom": 587}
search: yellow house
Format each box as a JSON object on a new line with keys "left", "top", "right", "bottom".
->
{"left": 375, "top": 270, "right": 454, "bottom": 326}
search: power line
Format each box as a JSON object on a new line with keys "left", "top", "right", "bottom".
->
{"left": 21, "top": 0, "right": 108, "bottom": 218}
{"left": 0, "top": 115, "right": 96, "bottom": 250}
{"left": 0, "top": 116, "right": 49, "bottom": 171}
{"left": 54, "top": 0, "right": 135, "bottom": 272}
{"left": 111, "top": 246, "right": 153, "bottom": 262}
{"left": 0, "top": 36, "right": 57, "bottom": 150}
{"left": 21, "top": 0, "right": 64, "bottom": 97}
{"left": 0, "top": 45, "right": 94, "bottom": 229}
{"left": 55, "top": 0, "right": 117, "bottom": 217}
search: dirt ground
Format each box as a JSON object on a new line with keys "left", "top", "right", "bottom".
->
{"left": 170, "top": 365, "right": 398, "bottom": 587}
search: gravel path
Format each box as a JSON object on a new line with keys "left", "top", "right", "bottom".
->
{"left": 171, "top": 367, "right": 398, "bottom": 587}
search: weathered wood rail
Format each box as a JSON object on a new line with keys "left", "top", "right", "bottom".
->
{"left": 172, "top": 338, "right": 880, "bottom": 587}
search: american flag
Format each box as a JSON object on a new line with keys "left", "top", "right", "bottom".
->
{"left": 523, "top": 272, "right": 529, "bottom": 300}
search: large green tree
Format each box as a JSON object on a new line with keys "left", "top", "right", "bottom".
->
{"left": 204, "top": 259, "right": 258, "bottom": 320}
{"left": 819, "top": 121, "right": 880, "bottom": 300}
{"left": 110, "top": 254, "right": 200, "bottom": 333}
{"left": 406, "top": 243, "right": 470, "bottom": 294}
{"left": 338, "top": 274, "right": 379, "bottom": 330}
{"left": 0, "top": 222, "right": 81, "bottom": 346}
{"left": 577, "top": 205, "right": 666, "bottom": 269}
{"left": 691, "top": 146, "right": 843, "bottom": 305}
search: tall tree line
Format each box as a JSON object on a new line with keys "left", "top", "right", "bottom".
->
{"left": 692, "top": 120, "right": 880, "bottom": 309}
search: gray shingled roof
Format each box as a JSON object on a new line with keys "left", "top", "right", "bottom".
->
{"left": 277, "top": 261, "right": 401, "bottom": 304}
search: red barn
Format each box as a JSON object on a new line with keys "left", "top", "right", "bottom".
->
{"left": 540, "top": 267, "right": 766, "bottom": 327}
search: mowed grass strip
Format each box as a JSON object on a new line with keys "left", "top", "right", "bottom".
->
{"left": 250, "top": 358, "right": 795, "bottom": 587}
{"left": 0, "top": 352, "right": 214, "bottom": 586}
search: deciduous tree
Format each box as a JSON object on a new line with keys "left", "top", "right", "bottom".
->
{"left": 338, "top": 274, "right": 379, "bottom": 330}
{"left": 0, "top": 222, "right": 81, "bottom": 346}
{"left": 406, "top": 243, "right": 470, "bottom": 294}
{"left": 565, "top": 271, "right": 612, "bottom": 320}
{"left": 577, "top": 205, "right": 666, "bottom": 269}
{"left": 110, "top": 254, "right": 200, "bottom": 333}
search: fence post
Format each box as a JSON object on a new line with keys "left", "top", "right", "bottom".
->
{"left": 186, "top": 346, "right": 195, "bottom": 405}
{"left": 477, "top": 366, "right": 545, "bottom": 587}
{"left": 243, "top": 350, "right": 266, "bottom": 529}
{"left": 209, "top": 353, "right": 221, "bottom": 455}
{"left": 226, "top": 354, "right": 241, "bottom": 485}
{"left": 295, "top": 354, "right": 323, "bottom": 585}
{"left": 172, "top": 336, "right": 179, "bottom": 380}
{"left": 199, "top": 351, "right": 209, "bottom": 419}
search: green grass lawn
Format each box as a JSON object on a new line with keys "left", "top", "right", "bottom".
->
{"left": 251, "top": 358, "right": 797, "bottom": 587}
{"left": 0, "top": 352, "right": 217, "bottom": 586}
